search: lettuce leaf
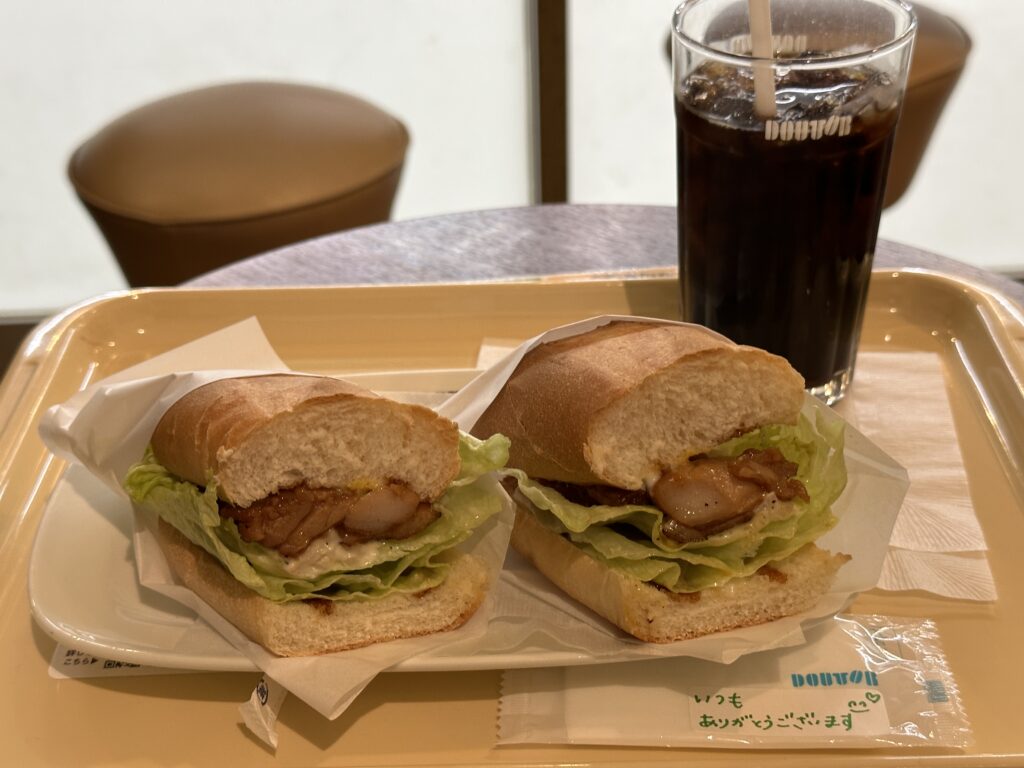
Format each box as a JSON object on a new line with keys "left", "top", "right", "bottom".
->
{"left": 511, "top": 412, "right": 846, "bottom": 593}
{"left": 124, "top": 432, "right": 509, "bottom": 603}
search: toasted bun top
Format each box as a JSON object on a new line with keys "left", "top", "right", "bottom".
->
{"left": 152, "top": 374, "right": 460, "bottom": 506}
{"left": 471, "top": 321, "right": 804, "bottom": 488}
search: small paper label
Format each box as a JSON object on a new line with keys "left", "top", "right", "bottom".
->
{"left": 239, "top": 675, "right": 289, "bottom": 749}
{"left": 688, "top": 687, "right": 890, "bottom": 738}
{"left": 49, "top": 645, "right": 195, "bottom": 679}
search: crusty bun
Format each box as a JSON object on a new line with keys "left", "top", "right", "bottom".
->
{"left": 471, "top": 321, "right": 804, "bottom": 489}
{"left": 511, "top": 509, "right": 848, "bottom": 642}
{"left": 156, "top": 518, "right": 489, "bottom": 656}
{"left": 473, "top": 320, "right": 842, "bottom": 643}
{"left": 153, "top": 374, "right": 460, "bottom": 507}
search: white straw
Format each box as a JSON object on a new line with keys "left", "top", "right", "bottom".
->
{"left": 748, "top": 0, "right": 777, "bottom": 119}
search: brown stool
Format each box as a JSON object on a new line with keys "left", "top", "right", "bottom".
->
{"left": 68, "top": 82, "right": 409, "bottom": 287}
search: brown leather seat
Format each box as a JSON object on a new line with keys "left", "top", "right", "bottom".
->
{"left": 883, "top": 4, "right": 971, "bottom": 207}
{"left": 69, "top": 82, "right": 409, "bottom": 287}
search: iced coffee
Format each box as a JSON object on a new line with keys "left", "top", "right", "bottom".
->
{"left": 672, "top": 0, "right": 917, "bottom": 403}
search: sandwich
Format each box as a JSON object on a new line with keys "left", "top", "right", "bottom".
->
{"left": 124, "top": 374, "right": 509, "bottom": 656}
{"left": 470, "top": 320, "right": 849, "bottom": 643}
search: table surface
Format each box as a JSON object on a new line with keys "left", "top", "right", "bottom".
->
{"left": 188, "top": 203, "right": 1024, "bottom": 307}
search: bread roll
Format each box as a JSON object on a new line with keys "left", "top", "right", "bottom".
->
{"left": 511, "top": 509, "right": 848, "bottom": 643}
{"left": 156, "top": 518, "right": 488, "bottom": 655}
{"left": 153, "top": 374, "right": 460, "bottom": 506}
{"left": 472, "top": 321, "right": 804, "bottom": 489}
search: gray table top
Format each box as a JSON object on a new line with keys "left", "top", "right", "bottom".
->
{"left": 188, "top": 204, "right": 1024, "bottom": 307}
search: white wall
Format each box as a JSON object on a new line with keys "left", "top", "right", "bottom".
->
{"left": 0, "top": 0, "right": 533, "bottom": 316}
{"left": 568, "top": 0, "right": 1024, "bottom": 271}
{"left": 879, "top": 0, "right": 1024, "bottom": 272}
{"left": 568, "top": 0, "right": 678, "bottom": 207}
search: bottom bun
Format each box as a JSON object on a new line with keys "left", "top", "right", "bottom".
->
{"left": 511, "top": 509, "right": 849, "bottom": 643}
{"left": 155, "top": 517, "right": 490, "bottom": 656}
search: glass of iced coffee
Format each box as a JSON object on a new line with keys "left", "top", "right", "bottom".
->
{"left": 672, "top": 0, "right": 916, "bottom": 404}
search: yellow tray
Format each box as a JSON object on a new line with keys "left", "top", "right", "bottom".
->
{"left": 2, "top": 270, "right": 1023, "bottom": 766}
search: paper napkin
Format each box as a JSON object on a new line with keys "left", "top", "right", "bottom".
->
{"left": 834, "top": 352, "right": 995, "bottom": 600}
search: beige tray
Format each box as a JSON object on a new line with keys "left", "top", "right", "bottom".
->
{"left": 2, "top": 270, "right": 1023, "bottom": 766}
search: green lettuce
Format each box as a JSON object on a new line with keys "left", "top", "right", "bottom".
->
{"left": 124, "top": 432, "right": 509, "bottom": 603}
{"left": 511, "top": 412, "right": 846, "bottom": 593}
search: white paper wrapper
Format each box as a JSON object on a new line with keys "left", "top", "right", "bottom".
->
{"left": 40, "top": 317, "right": 292, "bottom": 494}
{"left": 37, "top": 317, "right": 515, "bottom": 725}
{"left": 436, "top": 315, "right": 911, "bottom": 664}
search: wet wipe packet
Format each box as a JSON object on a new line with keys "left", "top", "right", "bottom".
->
{"left": 499, "top": 614, "right": 971, "bottom": 749}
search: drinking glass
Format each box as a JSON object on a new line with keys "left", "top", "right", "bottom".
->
{"left": 673, "top": 0, "right": 916, "bottom": 403}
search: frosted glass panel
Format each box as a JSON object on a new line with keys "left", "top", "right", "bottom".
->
{"left": 0, "top": 0, "right": 533, "bottom": 315}
{"left": 567, "top": 0, "right": 684, "bottom": 207}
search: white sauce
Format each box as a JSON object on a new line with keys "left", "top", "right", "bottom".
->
{"left": 273, "top": 528, "right": 383, "bottom": 579}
